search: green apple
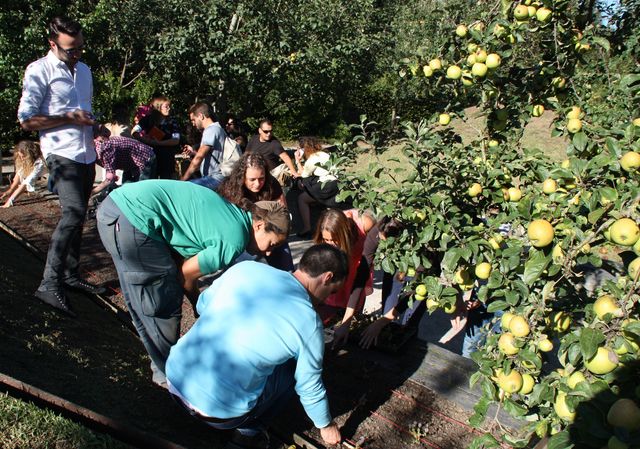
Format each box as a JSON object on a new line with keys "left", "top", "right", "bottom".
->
{"left": 485, "top": 53, "right": 501, "bottom": 69}
{"left": 471, "top": 62, "right": 488, "bottom": 77}
{"left": 514, "top": 4, "right": 530, "bottom": 20}
{"left": 446, "top": 65, "right": 462, "bottom": 79}
{"left": 536, "top": 7, "right": 552, "bottom": 23}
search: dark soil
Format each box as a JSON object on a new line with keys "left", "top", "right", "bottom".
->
{"left": 0, "top": 187, "right": 502, "bottom": 449}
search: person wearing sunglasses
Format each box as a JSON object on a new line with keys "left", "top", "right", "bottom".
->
{"left": 18, "top": 16, "right": 105, "bottom": 316}
{"left": 245, "top": 119, "right": 298, "bottom": 186}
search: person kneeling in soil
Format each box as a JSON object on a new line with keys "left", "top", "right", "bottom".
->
{"left": 165, "top": 244, "right": 346, "bottom": 449}
{"left": 96, "top": 180, "right": 290, "bottom": 388}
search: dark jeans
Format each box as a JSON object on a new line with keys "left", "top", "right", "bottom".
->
{"left": 39, "top": 154, "right": 95, "bottom": 291}
{"left": 122, "top": 154, "right": 157, "bottom": 183}
{"left": 171, "top": 359, "right": 296, "bottom": 434}
{"left": 96, "top": 196, "right": 182, "bottom": 376}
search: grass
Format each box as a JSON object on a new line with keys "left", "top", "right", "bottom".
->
{"left": 0, "top": 393, "right": 130, "bottom": 449}
{"left": 351, "top": 107, "right": 568, "bottom": 179}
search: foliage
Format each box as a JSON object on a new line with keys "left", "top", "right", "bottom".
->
{"left": 334, "top": 0, "right": 640, "bottom": 447}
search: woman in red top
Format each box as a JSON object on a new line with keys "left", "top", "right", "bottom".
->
{"left": 313, "top": 208, "right": 376, "bottom": 345}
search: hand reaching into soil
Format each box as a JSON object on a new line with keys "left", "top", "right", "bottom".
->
{"left": 319, "top": 421, "right": 341, "bottom": 445}
{"left": 359, "top": 317, "right": 391, "bottom": 349}
{"left": 332, "top": 322, "right": 350, "bottom": 349}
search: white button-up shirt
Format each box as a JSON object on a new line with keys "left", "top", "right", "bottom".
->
{"left": 17, "top": 51, "right": 96, "bottom": 163}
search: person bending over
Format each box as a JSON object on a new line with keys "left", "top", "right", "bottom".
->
{"left": 166, "top": 244, "right": 347, "bottom": 449}
{"left": 96, "top": 179, "right": 290, "bottom": 387}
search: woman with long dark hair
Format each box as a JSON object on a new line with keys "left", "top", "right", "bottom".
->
{"left": 218, "top": 152, "right": 294, "bottom": 271}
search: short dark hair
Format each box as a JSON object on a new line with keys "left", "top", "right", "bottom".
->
{"left": 49, "top": 16, "right": 82, "bottom": 40}
{"left": 189, "top": 102, "right": 215, "bottom": 120}
{"left": 258, "top": 119, "right": 273, "bottom": 129}
{"left": 299, "top": 244, "right": 349, "bottom": 284}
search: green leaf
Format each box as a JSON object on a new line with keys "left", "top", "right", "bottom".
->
{"left": 441, "top": 247, "right": 462, "bottom": 272}
{"left": 468, "top": 434, "right": 499, "bottom": 449}
{"left": 572, "top": 132, "right": 588, "bottom": 151}
{"left": 504, "top": 397, "right": 528, "bottom": 417}
{"left": 523, "top": 250, "right": 550, "bottom": 286}
{"left": 588, "top": 208, "right": 606, "bottom": 224}
{"left": 548, "top": 431, "right": 573, "bottom": 449}
{"left": 487, "top": 300, "right": 508, "bottom": 312}
{"left": 580, "top": 328, "right": 605, "bottom": 361}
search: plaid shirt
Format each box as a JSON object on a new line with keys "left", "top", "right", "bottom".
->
{"left": 95, "top": 136, "right": 154, "bottom": 178}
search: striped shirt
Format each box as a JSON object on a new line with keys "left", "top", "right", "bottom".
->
{"left": 94, "top": 136, "right": 154, "bottom": 178}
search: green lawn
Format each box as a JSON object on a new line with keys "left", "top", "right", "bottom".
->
{"left": 0, "top": 393, "right": 130, "bottom": 449}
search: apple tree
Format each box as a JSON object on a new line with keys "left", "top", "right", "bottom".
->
{"left": 334, "top": 0, "right": 640, "bottom": 447}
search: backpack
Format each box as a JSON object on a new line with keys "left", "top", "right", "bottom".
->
{"left": 220, "top": 136, "right": 242, "bottom": 176}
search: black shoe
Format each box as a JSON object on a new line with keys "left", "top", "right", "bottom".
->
{"left": 228, "top": 429, "right": 270, "bottom": 449}
{"left": 65, "top": 278, "right": 107, "bottom": 295}
{"left": 34, "top": 289, "right": 76, "bottom": 317}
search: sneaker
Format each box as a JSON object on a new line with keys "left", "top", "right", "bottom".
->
{"left": 65, "top": 278, "right": 107, "bottom": 295}
{"left": 228, "top": 429, "right": 270, "bottom": 449}
{"left": 34, "top": 289, "right": 76, "bottom": 317}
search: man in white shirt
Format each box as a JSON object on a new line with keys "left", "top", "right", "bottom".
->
{"left": 18, "top": 16, "right": 106, "bottom": 316}
{"left": 180, "top": 102, "right": 227, "bottom": 190}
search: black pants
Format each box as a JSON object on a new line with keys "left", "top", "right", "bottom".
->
{"left": 39, "top": 154, "right": 95, "bottom": 291}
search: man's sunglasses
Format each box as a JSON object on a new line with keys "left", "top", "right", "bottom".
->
{"left": 55, "top": 42, "right": 85, "bottom": 56}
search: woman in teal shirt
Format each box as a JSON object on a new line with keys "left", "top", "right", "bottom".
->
{"left": 96, "top": 179, "right": 290, "bottom": 387}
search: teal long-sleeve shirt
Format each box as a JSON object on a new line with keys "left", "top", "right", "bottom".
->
{"left": 165, "top": 261, "right": 332, "bottom": 428}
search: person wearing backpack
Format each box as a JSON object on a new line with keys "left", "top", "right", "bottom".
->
{"left": 180, "top": 102, "right": 229, "bottom": 190}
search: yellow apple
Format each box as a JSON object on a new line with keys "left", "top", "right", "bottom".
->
{"left": 538, "top": 339, "right": 553, "bottom": 352}
{"left": 628, "top": 257, "right": 640, "bottom": 279}
{"left": 528, "top": 219, "right": 554, "bottom": 247}
{"left": 633, "top": 118, "right": 640, "bottom": 127}
{"left": 551, "top": 311, "right": 571, "bottom": 332}
{"left": 519, "top": 373, "right": 535, "bottom": 394}
{"left": 514, "top": 4, "right": 530, "bottom": 20}
{"left": 471, "top": 62, "right": 488, "bottom": 77}
{"left": 475, "top": 262, "right": 492, "bottom": 279}
{"left": 610, "top": 218, "right": 640, "bottom": 246}
{"left": 496, "top": 369, "right": 523, "bottom": 393}
{"left": 552, "top": 76, "right": 566, "bottom": 89}
{"left": 468, "top": 182, "right": 483, "bottom": 197}
{"left": 446, "top": 65, "right": 462, "bottom": 79}
{"left": 566, "top": 106, "right": 582, "bottom": 119}
{"left": 594, "top": 295, "right": 623, "bottom": 319}
{"left": 498, "top": 333, "right": 520, "bottom": 355}
{"left": 585, "top": 347, "right": 618, "bottom": 375}
{"left": 508, "top": 187, "right": 522, "bottom": 202}
{"left": 429, "top": 58, "right": 442, "bottom": 71}
{"left": 416, "top": 284, "right": 427, "bottom": 297}
{"left": 443, "top": 302, "right": 457, "bottom": 314}
{"left": 542, "top": 178, "right": 557, "bottom": 194}
{"left": 620, "top": 151, "right": 640, "bottom": 172}
{"left": 456, "top": 24, "right": 468, "bottom": 37}
{"left": 567, "top": 371, "right": 586, "bottom": 389}
{"left": 439, "top": 113, "right": 451, "bottom": 126}
{"left": 466, "top": 53, "right": 477, "bottom": 66}
{"left": 554, "top": 392, "right": 576, "bottom": 422}
{"left": 536, "top": 7, "right": 552, "bottom": 22}
{"left": 532, "top": 104, "right": 544, "bottom": 117}
{"left": 474, "top": 50, "right": 487, "bottom": 63}
{"left": 414, "top": 293, "right": 426, "bottom": 301}
{"left": 422, "top": 65, "right": 434, "bottom": 77}
{"left": 509, "top": 315, "right": 530, "bottom": 337}
{"left": 501, "top": 312, "right": 515, "bottom": 330}
{"left": 567, "top": 118, "right": 582, "bottom": 133}
{"left": 485, "top": 53, "right": 501, "bottom": 69}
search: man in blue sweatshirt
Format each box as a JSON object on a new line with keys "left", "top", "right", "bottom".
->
{"left": 165, "top": 244, "right": 348, "bottom": 449}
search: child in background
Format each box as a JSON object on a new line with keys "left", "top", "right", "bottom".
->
{"left": 1, "top": 140, "right": 45, "bottom": 208}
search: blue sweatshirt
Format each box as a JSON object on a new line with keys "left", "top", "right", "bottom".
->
{"left": 166, "top": 261, "right": 331, "bottom": 427}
